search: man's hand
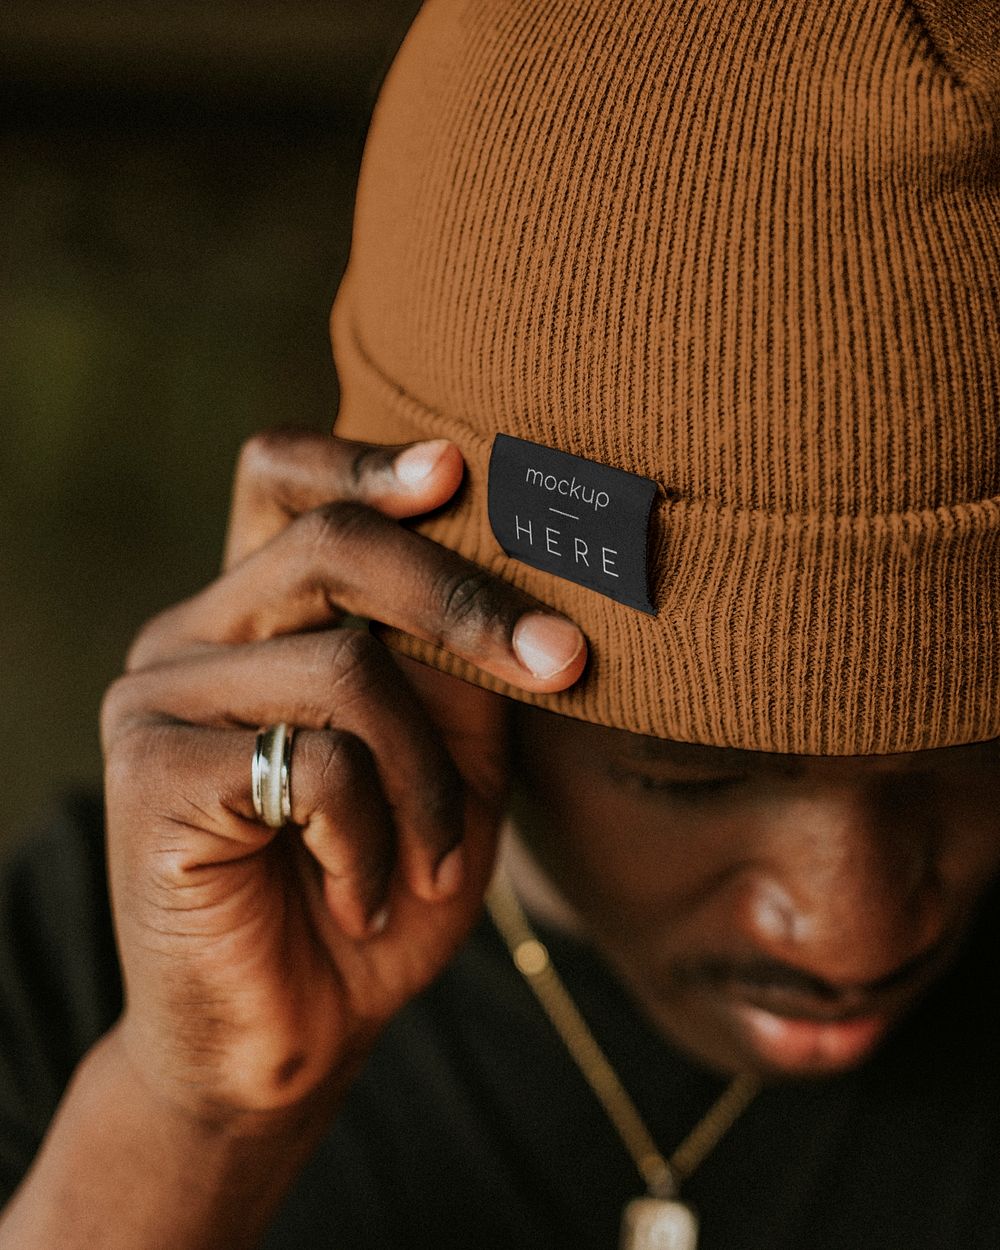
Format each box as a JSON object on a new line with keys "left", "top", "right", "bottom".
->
{"left": 99, "top": 429, "right": 588, "bottom": 1126}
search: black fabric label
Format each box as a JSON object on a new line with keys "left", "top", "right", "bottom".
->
{"left": 487, "top": 433, "right": 659, "bottom": 614}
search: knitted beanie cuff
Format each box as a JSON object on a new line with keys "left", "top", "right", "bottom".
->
{"left": 332, "top": 280, "right": 1000, "bottom": 757}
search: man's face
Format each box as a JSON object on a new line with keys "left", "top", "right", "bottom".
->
{"left": 508, "top": 703, "right": 1000, "bottom": 1081}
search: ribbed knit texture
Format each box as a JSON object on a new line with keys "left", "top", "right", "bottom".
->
{"left": 331, "top": 0, "right": 1000, "bottom": 755}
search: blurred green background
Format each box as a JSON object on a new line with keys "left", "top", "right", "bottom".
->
{"left": 1, "top": 2, "right": 423, "bottom": 841}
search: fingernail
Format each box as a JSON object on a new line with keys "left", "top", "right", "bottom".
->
{"left": 434, "top": 844, "right": 465, "bottom": 897}
{"left": 368, "top": 904, "right": 390, "bottom": 936}
{"left": 394, "top": 440, "right": 452, "bottom": 488}
{"left": 512, "top": 613, "right": 585, "bottom": 679}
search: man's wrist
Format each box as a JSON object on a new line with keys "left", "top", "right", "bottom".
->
{"left": 99, "top": 1017, "right": 349, "bottom": 1146}
{"left": 0, "top": 1021, "right": 349, "bottom": 1250}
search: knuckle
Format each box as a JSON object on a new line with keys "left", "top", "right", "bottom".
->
{"left": 102, "top": 719, "right": 157, "bottom": 797}
{"left": 434, "top": 567, "right": 509, "bottom": 641}
{"left": 99, "top": 673, "right": 142, "bottom": 751}
{"left": 296, "top": 502, "right": 378, "bottom": 610}
{"left": 236, "top": 428, "right": 291, "bottom": 484}
{"left": 301, "top": 499, "right": 374, "bottom": 559}
{"left": 311, "top": 728, "right": 374, "bottom": 796}
{"left": 344, "top": 441, "right": 391, "bottom": 493}
{"left": 323, "top": 628, "right": 382, "bottom": 695}
{"left": 297, "top": 630, "right": 384, "bottom": 721}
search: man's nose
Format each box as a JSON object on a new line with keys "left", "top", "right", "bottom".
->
{"left": 736, "top": 784, "right": 948, "bottom": 990}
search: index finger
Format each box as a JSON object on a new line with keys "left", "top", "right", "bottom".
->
{"left": 133, "top": 501, "right": 588, "bottom": 693}
{"left": 222, "top": 429, "right": 465, "bottom": 571}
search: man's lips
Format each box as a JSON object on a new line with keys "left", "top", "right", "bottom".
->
{"left": 676, "top": 940, "right": 957, "bottom": 1073}
{"left": 724, "top": 980, "right": 895, "bottom": 1024}
{"left": 731, "top": 1001, "right": 893, "bottom": 1070}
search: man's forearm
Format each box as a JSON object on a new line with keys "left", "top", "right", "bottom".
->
{"left": 0, "top": 1023, "right": 344, "bottom": 1250}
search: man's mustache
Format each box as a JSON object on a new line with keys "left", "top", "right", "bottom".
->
{"left": 674, "top": 938, "right": 949, "bottom": 1005}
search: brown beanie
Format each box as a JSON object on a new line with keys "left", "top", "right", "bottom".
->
{"left": 330, "top": 0, "right": 1000, "bottom": 756}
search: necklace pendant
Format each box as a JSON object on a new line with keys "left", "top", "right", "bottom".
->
{"left": 620, "top": 1196, "right": 699, "bottom": 1250}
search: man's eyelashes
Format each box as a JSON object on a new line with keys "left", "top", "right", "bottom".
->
{"left": 606, "top": 764, "right": 747, "bottom": 800}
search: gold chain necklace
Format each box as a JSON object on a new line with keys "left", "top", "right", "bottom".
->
{"left": 485, "top": 869, "right": 761, "bottom": 1250}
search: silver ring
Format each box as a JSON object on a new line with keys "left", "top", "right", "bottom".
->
{"left": 251, "top": 723, "right": 295, "bottom": 828}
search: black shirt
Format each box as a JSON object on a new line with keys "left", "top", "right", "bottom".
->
{"left": 2, "top": 791, "right": 999, "bottom": 1248}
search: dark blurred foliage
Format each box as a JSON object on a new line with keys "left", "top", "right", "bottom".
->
{"left": 1, "top": 2, "right": 423, "bottom": 840}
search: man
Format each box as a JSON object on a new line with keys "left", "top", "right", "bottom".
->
{"left": 2, "top": 1, "right": 999, "bottom": 1247}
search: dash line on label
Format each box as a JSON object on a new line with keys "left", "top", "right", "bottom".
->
{"left": 548, "top": 507, "right": 580, "bottom": 521}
